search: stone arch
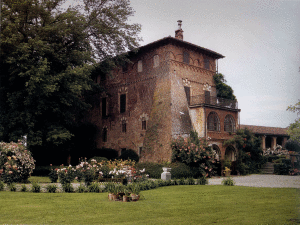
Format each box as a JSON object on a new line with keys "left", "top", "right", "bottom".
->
{"left": 212, "top": 144, "right": 221, "bottom": 161}
{"left": 164, "top": 51, "right": 176, "bottom": 60}
{"left": 225, "top": 145, "right": 237, "bottom": 161}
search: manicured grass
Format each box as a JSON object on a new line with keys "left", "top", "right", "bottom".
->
{"left": 0, "top": 186, "right": 299, "bottom": 224}
{"left": 28, "top": 176, "right": 52, "bottom": 183}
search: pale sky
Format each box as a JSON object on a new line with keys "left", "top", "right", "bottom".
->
{"left": 128, "top": 0, "right": 300, "bottom": 128}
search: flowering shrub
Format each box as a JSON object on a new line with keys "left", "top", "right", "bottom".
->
{"left": 0, "top": 141, "right": 35, "bottom": 183}
{"left": 51, "top": 158, "right": 146, "bottom": 186}
{"left": 171, "top": 131, "right": 216, "bottom": 177}
{"left": 57, "top": 165, "right": 76, "bottom": 185}
{"left": 263, "top": 145, "right": 289, "bottom": 156}
{"left": 49, "top": 165, "right": 58, "bottom": 183}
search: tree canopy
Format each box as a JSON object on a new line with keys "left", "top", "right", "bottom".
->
{"left": 287, "top": 100, "right": 300, "bottom": 142}
{"left": 213, "top": 73, "right": 236, "bottom": 101}
{"left": 0, "top": 0, "right": 141, "bottom": 155}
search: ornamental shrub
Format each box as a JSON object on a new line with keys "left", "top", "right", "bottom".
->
{"left": 57, "top": 165, "right": 76, "bottom": 185}
{"left": 0, "top": 181, "right": 5, "bottom": 191}
{"left": 171, "top": 131, "right": 216, "bottom": 178}
{"left": 46, "top": 184, "right": 58, "bottom": 193}
{"left": 31, "top": 182, "right": 41, "bottom": 193}
{"left": 0, "top": 141, "right": 35, "bottom": 183}
{"left": 9, "top": 183, "right": 17, "bottom": 191}
{"left": 88, "top": 182, "right": 102, "bottom": 193}
{"left": 62, "top": 183, "right": 74, "bottom": 193}
{"left": 222, "top": 177, "right": 235, "bottom": 186}
{"left": 48, "top": 165, "right": 59, "bottom": 183}
{"left": 21, "top": 184, "right": 27, "bottom": 192}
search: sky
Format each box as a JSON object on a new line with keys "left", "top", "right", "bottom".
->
{"left": 126, "top": 0, "right": 300, "bottom": 128}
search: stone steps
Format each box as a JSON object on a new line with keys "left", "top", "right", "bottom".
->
{"left": 261, "top": 162, "right": 274, "bottom": 174}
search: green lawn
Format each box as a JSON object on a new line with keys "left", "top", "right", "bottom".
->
{"left": 0, "top": 185, "right": 299, "bottom": 224}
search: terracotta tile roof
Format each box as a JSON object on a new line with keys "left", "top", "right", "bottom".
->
{"left": 135, "top": 36, "right": 225, "bottom": 59}
{"left": 240, "top": 125, "right": 289, "bottom": 136}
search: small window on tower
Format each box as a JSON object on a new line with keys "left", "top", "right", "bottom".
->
{"left": 102, "top": 128, "right": 107, "bottom": 142}
{"left": 183, "top": 52, "right": 190, "bottom": 64}
{"left": 120, "top": 94, "right": 126, "bottom": 113}
{"left": 102, "top": 97, "right": 107, "bottom": 118}
{"left": 204, "top": 58, "right": 210, "bottom": 70}
{"left": 142, "top": 117, "right": 147, "bottom": 130}
{"left": 122, "top": 120, "right": 127, "bottom": 133}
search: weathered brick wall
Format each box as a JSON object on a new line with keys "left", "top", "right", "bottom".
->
{"left": 87, "top": 39, "right": 238, "bottom": 163}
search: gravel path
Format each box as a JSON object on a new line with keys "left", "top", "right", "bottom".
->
{"left": 208, "top": 174, "right": 300, "bottom": 188}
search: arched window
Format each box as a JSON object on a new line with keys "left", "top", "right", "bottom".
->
{"left": 207, "top": 112, "right": 220, "bottom": 131}
{"left": 224, "top": 115, "right": 235, "bottom": 132}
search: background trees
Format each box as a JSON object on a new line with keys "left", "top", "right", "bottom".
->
{"left": 287, "top": 100, "right": 300, "bottom": 143}
{"left": 0, "top": 0, "right": 141, "bottom": 164}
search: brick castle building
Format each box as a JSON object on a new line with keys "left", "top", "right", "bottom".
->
{"left": 87, "top": 21, "right": 287, "bottom": 164}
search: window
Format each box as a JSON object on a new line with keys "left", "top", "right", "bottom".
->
{"left": 183, "top": 52, "right": 190, "bottom": 64}
{"left": 138, "top": 60, "right": 143, "bottom": 72}
{"left": 153, "top": 55, "right": 159, "bottom": 68}
{"left": 102, "top": 97, "right": 107, "bottom": 117}
{"left": 142, "top": 117, "right": 147, "bottom": 130}
{"left": 224, "top": 115, "right": 235, "bottom": 132}
{"left": 122, "top": 120, "right": 127, "bottom": 133}
{"left": 207, "top": 112, "right": 220, "bottom": 131}
{"left": 120, "top": 94, "right": 126, "bottom": 113}
{"left": 204, "top": 58, "right": 210, "bottom": 70}
{"left": 138, "top": 147, "right": 143, "bottom": 156}
{"left": 102, "top": 127, "right": 107, "bottom": 142}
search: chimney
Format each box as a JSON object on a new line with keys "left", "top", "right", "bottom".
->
{"left": 175, "top": 20, "right": 183, "bottom": 40}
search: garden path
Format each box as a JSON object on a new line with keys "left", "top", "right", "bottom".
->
{"left": 208, "top": 174, "right": 300, "bottom": 188}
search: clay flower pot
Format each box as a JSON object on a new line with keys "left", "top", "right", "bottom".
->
{"left": 123, "top": 195, "right": 129, "bottom": 202}
{"left": 131, "top": 194, "right": 140, "bottom": 201}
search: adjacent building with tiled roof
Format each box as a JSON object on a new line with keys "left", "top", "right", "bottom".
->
{"left": 240, "top": 125, "right": 289, "bottom": 149}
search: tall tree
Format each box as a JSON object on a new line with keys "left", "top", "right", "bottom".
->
{"left": 0, "top": 0, "right": 141, "bottom": 156}
{"left": 213, "top": 73, "right": 236, "bottom": 100}
{"left": 287, "top": 100, "right": 300, "bottom": 142}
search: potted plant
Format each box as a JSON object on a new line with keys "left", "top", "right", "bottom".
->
{"left": 222, "top": 159, "right": 232, "bottom": 176}
{"left": 123, "top": 189, "right": 130, "bottom": 202}
{"left": 106, "top": 183, "right": 115, "bottom": 201}
{"left": 223, "top": 167, "right": 231, "bottom": 177}
{"left": 130, "top": 184, "right": 140, "bottom": 201}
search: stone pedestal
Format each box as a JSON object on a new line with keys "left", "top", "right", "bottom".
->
{"left": 161, "top": 167, "right": 171, "bottom": 180}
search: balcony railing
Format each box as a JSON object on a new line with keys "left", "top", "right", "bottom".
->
{"left": 189, "top": 95, "right": 238, "bottom": 110}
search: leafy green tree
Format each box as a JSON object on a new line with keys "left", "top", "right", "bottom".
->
{"left": 287, "top": 100, "right": 300, "bottom": 142}
{"left": 225, "top": 128, "right": 263, "bottom": 175}
{"left": 213, "top": 73, "right": 236, "bottom": 100}
{"left": 0, "top": 0, "right": 141, "bottom": 163}
{"left": 285, "top": 140, "right": 300, "bottom": 153}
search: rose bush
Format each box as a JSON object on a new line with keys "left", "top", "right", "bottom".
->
{"left": 0, "top": 141, "right": 35, "bottom": 183}
{"left": 51, "top": 158, "right": 145, "bottom": 186}
{"left": 171, "top": 131, "right": 216, "bottom": 178}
